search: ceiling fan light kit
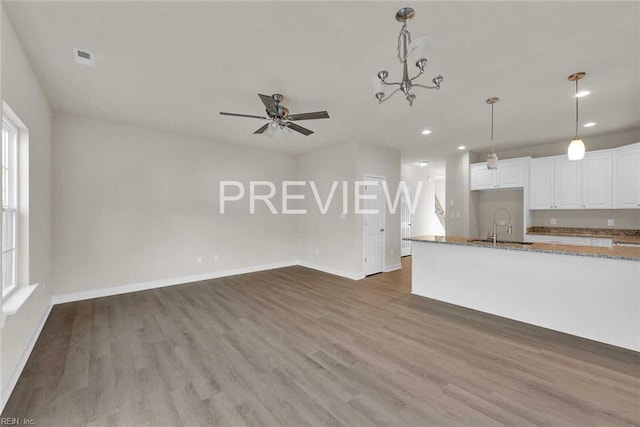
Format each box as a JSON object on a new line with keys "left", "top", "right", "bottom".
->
{"left": 372, "top": 7, "right": 443, "bottom": 106}
{"left": 220, "top": 94, "right": 330, "bottom": 136}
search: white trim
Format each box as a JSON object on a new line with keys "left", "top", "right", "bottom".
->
{"left": 51, "top": 260, "right": 298, "bottom": 305}
{"left": 298, "top": 260, "right": 364, "bottom": 281}
{"left": 1, "top": 302, "right": 52, "bottom": 413}
{"left": 1, "top": 283, "right": 39, "bottom": 319}
{"left": 362, "top": 173, "right": 387, "bottom": 276}
{"left": 383, "top": 263, "right": 402, "bottom": 273}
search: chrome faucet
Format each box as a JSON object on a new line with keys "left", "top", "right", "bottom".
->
{"left": 489, "top": 207, "right": 513, "bottom": 246}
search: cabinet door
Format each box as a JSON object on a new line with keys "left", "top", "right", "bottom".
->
{"left": 614, "top": 145, "right": 640, "bottom": 208}
{"left": 554, "top": 158, "right": 582, "bottom": 209}
{"left": 530, "top": 158, "right": 554, "bottom": 209}
{"left": 581, "top": 151, "right": 613, "bottom": 209}
{"left": 498, "top": 161, "right": 525, "bottom": 188}
{"left": 470, "top": 164, "right": 497, "bottom": 190}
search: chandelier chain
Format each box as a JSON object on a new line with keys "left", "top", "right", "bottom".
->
{"left": 397, "top": 23, "right": 411, "bottom": 64}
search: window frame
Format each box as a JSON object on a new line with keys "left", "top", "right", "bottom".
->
{"left": 2, "top": 114, "right": 19, "bottom": 298}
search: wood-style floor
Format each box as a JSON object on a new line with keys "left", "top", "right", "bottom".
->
{"left": 3, "top": 257, "right": 639, "bottom": 426}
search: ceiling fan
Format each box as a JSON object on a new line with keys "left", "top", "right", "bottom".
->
{"left": 220, "top": 94, "right": 330, "bottom": 136}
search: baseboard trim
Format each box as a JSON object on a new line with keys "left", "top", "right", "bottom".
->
{"left": 51, "top": 260, "right": 298, "bottom": 305}
{"left": 1, "top": 302, "right": 52, "bottom": 413}
{"left": 297, "top": 261, "right": 364, "bottom": 280}
{"left": 383, "top": 263, "right": 402, "bottom": 272}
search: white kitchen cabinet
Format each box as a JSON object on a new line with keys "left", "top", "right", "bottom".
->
{"left": 613, "top": 143, "right": 640, "bottom": 209}
{"left": 529, "top": 156, "right": 581, "bottom": 209}
{"left": 470, "top": 166, "right": 497, "bottom": 190}
{"left": 554, "top": 157, "right": 582, "bottom": 209}
{"left": 530, "top": 152, "right": 611, "bottom": 210}
{"left": 530, "top": 158, "right": 555, "bottom": 209}
{"left": 582, "top": 151, "right": 613, "bottom": 209}
{"left": 470, "top": 157, "right": 529, "bottom": 190}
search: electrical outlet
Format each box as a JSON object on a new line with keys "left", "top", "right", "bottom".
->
{"left": 607, "top": 219, "right": 615, "bottom": 227}
{"left": 315, "top": 249, "right": 320, "bottom": 256}
{"left": 550, "top": 218, "right": 557, "bottom": 225}
{"left": 196, "top": 256, "right": 202, "bottom": 264}
{"left": 214, "top": 254, "right": 219, "bottom": 262}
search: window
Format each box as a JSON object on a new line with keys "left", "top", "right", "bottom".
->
{"left": 2, "top": 115, "right": 18, "bottom": 297}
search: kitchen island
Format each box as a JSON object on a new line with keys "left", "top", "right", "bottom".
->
{"left": 406, "top": 236, "right": 640, "bottom": 351}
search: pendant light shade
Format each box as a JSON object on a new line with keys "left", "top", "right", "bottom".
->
{"left": 567, "top": 72, "right": 586, "bottom": 160}
{"left": 486, "top": 97, "right": 499, "bottom": 169}
{"left": 568, "top": 138, "right": 585, "bottom": 161}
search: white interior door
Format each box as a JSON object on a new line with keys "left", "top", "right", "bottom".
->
{"left": 400, "top": 187, "right": 413, "bottom": 257}
{"left": 363, "top": 176, "right": 385, "bottom": 276}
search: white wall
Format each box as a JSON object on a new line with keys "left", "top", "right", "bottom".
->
{"left": 530, "top": 209, "right": 640, "bottom": 230}
{"left": 52, "top": 113, "right": 298, "bottom": 296}
{"left": 473, "top": 189, "right": 525, "bottom": 241}
{"left": 445, "top": 151, "right": 477, "bottom": 238}
{"left": 401, "top": 163, "right": 445, "bottom": 237}
{"left": 1, "top": 7, "right": 53, "bottom": 407}
{"left": 496, "top": 128, "right": 640, "bottom": 160}
{"left": 356, "top": 142, "right": 401, "bottom": 271}
{"left": 297, "top": 141, "right": 402, "bottom": 277}
{"left": 296, "top": 142, "right": 360, "bottom": 277}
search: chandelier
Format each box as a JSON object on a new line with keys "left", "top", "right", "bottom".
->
{"left": 371, "top": 7, "right": 444, "bottom": 106}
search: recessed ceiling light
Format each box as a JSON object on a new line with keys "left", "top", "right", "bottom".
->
{"left": 418, "top": 160, "right": 429, "bottom": 167}
{"left": 421, "top": 129, "right": 432, "bottom": 135}
{"left": 457, "top": 145, "right": 466, "bottom": 150}
{"left": 583, "top": 122, "right": 597, "bottom": 128}
{"left": 576, "top": 90, "right": 590, "bottom": 98}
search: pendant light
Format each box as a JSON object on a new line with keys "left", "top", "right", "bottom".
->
{"left": 567, "top": 72, "right": 586, "bottom": 160}
{"left": 486, "top": 97, "right": 499, "bottom": 169}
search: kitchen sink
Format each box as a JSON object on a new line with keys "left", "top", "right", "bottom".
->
{"left": 469, "top": 239, "right": 534, "bottom": 245}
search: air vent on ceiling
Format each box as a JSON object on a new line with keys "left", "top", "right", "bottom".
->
{"left": 73, "top": 47, "right": 95, "bottom": 67}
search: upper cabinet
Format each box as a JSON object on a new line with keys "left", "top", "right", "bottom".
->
{"left": 530, "top": 158, "right": 555, "bottom": 209}
{"left": 530, "top": 156, "right": 582, "bottom": 209}
{"left": 530, "top": 152, "right": 613, "bottom": 210}
{"left": 582, "top": 151, "right": 613, "bottom": 209}
{"left": 470, "top": 157, "right": 530, "bottom": 190}
{"left": 613, "top": 143, "right": 640, "bottom": 209}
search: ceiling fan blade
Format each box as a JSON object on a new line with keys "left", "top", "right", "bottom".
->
{"left": 286, "top": 122, "right": 314, "bottom": 136}
{"left": 253, "top": 123, "right": 270, "bottom": 134}
{"left": 220, "top": 112, "right": 267, "bottom": 119}
{"left": 286, "top": 111, "right": 330, "bottom": 121}
{"left": 258, "top": 94, "right": 278, "bottom": 115}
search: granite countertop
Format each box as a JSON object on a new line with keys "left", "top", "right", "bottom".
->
{"left": 526, "top": 227, "right": 640, "bottom": 245}
{"left": 405, "top": 235, "right": 640, "bottom": 261}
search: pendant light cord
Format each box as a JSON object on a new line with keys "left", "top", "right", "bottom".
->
{"left": 490, "top": 102, "right": 495, "bottom": 153}
{"left": 575, "top": 79, "right": 579, "bottom": 139}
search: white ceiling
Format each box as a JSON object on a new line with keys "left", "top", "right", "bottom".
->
{"left": 4, "top": 1, "right": 639, "bottom": 171}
